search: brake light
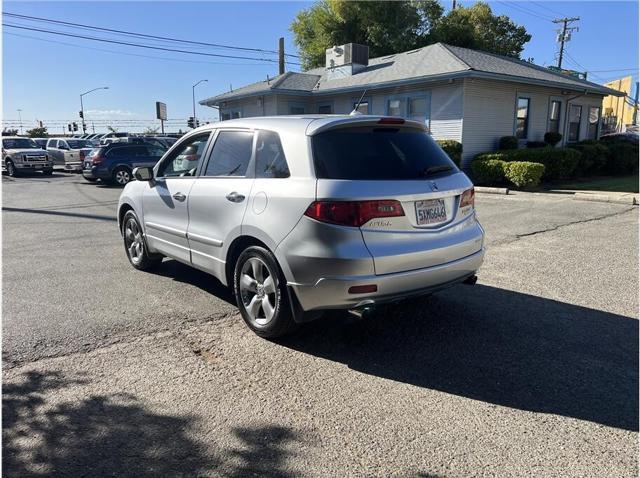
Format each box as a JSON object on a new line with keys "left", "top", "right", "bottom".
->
{"left": 304, "top": 200, "right": 405, "bottom": 227}
{"left": 79, "top": 150, "right": 86, "bottom": 161}
{"left": 377, "top": 117, "right": 405, "bottom": 125}
{"left": 92, "top": 155, "right": 104, "bottom": 165}
{"left": 460, "top": 188, "right": 475, "bottom": 209}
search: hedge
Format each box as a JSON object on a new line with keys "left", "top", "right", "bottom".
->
{"left": 474, "top": 147, "right": 580, "bottom": 180}
{"left": 604, "top": 140, "right": 639, "bottom": 174}
{"left": 544, "top": 132, "right": 562, "bottom": 147}
{"left": 503, "top": 161, "right": 545, "bottom": 188}
{"left": 471, "top": 159, "right": 507, "bottom": 185}
{"left": 568, "top": 142, "right": 609, "bottom": 176}
{"left": 436, "top": 140, "right": 463, "bottom": 166}
{"left": 499, "top": 136, "right": 518, "bottom": 150}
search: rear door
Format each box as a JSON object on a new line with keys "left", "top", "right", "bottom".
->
{"left": 141, "top": 133, "right": 212, "bottom": 262}
{"left": 312, "top": 125, "right": 481, "bottom": 275}
{"left": 186, "top": 129, "right": 255, "bottom": 279}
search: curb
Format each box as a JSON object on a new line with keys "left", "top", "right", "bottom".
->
{"left": 573, "top": 192, "right": 638, "bottom": 205}
{"left": 475, "top": 186, "right": 509, "bottom": 195}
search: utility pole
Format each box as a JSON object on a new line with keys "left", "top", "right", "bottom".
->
{"left": 553, "top": 17, "right": 579, "bottom": 69}
{"left": 278, "top": 37, "right": 285, "bottom": 75}
{"left": 452, "top": 0, "right": 456, "bottom": 9}
{"left": 192, "top": 80, "right": 208, "bottom": 127}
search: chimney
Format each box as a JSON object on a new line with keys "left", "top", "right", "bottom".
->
{"left": 326, "top": 43, "right": 369, "bottom": 80}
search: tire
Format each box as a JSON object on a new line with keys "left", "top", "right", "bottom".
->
{"left": 122, "top": 210, "right": 163, "bottom": 271}
{"left": 112, "top": 166, "right": 132, "bottom": 186}
{"left": 6, "top": 159, "right": 17, "bottom": 177}
{"left": 83, "top": 177, "right": 98, "bottom": 182}
{"left": 233, "top": 246, "right": 297, "bottom": 338}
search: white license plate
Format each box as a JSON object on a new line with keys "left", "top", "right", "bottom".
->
{"left": 415, "top": 199, "right": 447, "bottom": 225}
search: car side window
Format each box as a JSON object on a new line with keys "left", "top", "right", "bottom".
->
{"left": 106, "top": 147, "right": 128, "bottom": 158}
{"left": 255, "top": 130, "right": 290, "bottom": 178}
{"left": 203, "top": 130, "right": 254, "bottom": 177}
{"left": 157, "top": 133, "right": 210, "bottom": 178}
{"left": 146, "top": 146, "right": 165, "bottom": 157}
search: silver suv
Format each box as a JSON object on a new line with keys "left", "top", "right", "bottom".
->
{"left": 117, "top": 116, "right": 484, "bottom": 337}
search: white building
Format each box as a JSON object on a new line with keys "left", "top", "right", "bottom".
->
{"left": 200, "top": 42, "right": 623, "bottom": 167}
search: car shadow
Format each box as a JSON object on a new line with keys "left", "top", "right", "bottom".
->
{"left": 279, "top": 284, "right": 638, "bottom": 431}
{"left": 3, "top": 370, "right": 304, "bottom": 477}
{"left": 153, "top": 259, "right": 236, "bottom": 306}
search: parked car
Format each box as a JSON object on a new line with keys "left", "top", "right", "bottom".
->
{"left": 2, "top": 136, "right": 54, "bottom": 176}
{"left": 117, "top": 116, "right": 484, "bottom": 338}
{"left": 46, "top": 138, "right": 94, "bottom": 171}
{"left": 98, "top": 132, "right": 129, "bottom": 145}
{"left": 600, "top": 132, "right": 639, "bottom": 144}
{"left": 33, "top": 138, "right": 48, "bottom": 149}
{"left": 82, "top": 142, "right": 165, "bottom": 185}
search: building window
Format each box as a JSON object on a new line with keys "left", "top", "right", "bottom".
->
{"left": 587, "top": 106, "right": 601, "bottom": 140}
{"left": 515, "top": 97, "right": 530, "bottom": 139}
{"left": 353, "top": 101, "right": 369, "bottom": 114}
{"left": 548, "top": 100, "right": 561, "bottom": 133}
{"left": 408, "top": 97, "right": 428, "bottom": 123}
{"left": 387, "top": 99, "right": 404, "bottom": 117}
{"left": 568, "top": 104, "right": 582, "bottom": 142}
{"left": 318, "top": 103, "right": 332, "bottom": 114}
{"left": 220, "top": 109, "right": 241, "bottom": 121}
{"left": 289, "top": 105, "right": 305, "bottom": 115}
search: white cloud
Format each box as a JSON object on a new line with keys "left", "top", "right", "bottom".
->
{"left": 85, "top": 109, "right": 136, "bottom": 117}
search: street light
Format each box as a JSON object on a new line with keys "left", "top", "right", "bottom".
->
{"left": 192, "top": 79, "right": 208, "bottom": 126}
{"left": 17, "top": 109, "right": 23, "bottom": 135}
{"left": 80, "top": 86, "right": 109, "bottom": 134}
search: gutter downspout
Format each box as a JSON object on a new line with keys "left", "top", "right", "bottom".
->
{"left": 562, "top": 89, "right": 588, "bottom": 145}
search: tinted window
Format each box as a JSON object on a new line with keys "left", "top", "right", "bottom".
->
{"left": 157, "top": 133, "right": 210, "bottom": 177}
{"left": 255, "top": 131, "right": 290, "bottom": 178}
{"left": 145, "top": 146, "right": 166, "bottom": 157}
{"left": 312, "top": 127, "right": 456, "bottom": 180}
{"left": 204, "top": 131, "right": 253, "bottom": 177}
{"left": 3, "top": 138, "right": 39, "bottom": 149}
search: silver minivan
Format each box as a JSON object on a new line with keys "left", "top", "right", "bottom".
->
{"left": 118, "top": 115, "right": 484, "bottom": 337}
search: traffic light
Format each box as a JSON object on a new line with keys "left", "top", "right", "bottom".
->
{"left": 39, "top": 121, "right": 43, "bottom": 128}
{"left": 187, "top": 117, "right": 195, "bottom": 129}
{"left": 195, "top": 119, "right": 200, "bottom": 128}
{"left": 79, "top": 110, "right": 84, "bottom": 119}
{"left": 68, "top": 124, "right": 72, "bottom": 132}
{"left": 73, "top": 122, "right": 78, "bottom": 132}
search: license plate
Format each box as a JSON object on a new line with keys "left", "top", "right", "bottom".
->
{"left": 415, "top": 199, "right": 447, "bottom": 225}
{"left": 34, "top": 165, "right": 42, "bottom": 169}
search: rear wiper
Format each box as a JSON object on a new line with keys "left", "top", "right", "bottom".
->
{"left": 420, "top": 165, "right": 453, "bottom": 177}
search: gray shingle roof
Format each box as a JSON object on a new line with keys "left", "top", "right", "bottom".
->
{"left": 200, "top": 43, "right": 622, "bottom": 105}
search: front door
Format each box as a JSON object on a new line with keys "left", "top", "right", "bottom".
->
{"left": 142, "top": 132, "right": 212, "bottom": 263}
{"left": 187, "top": 129, "right": 255, "bottom": 280}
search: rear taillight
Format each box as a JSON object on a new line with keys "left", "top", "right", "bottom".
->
{"left": 92, "top": 155, "right": 104, "bottom": 165}
{"left": 304, "top": 200, "right": 405, "bottom": 227}
{"left": 79, "top": 151, "right": 86, "bottom": 161}
{"left": 460, "top": 188, "right": 475, "bottom": 209}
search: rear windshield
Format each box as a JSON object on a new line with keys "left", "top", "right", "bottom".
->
{"left": 312, "top": 127, "right": 457, "bottom": 180}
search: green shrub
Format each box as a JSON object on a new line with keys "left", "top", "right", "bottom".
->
{"left": 568, "top": 142, "right": 609, "bottom": 175}
{"left": 544, "top": 132, "right": 562, "bottom": 147}
{"left": 475, "top": 148, "right": 579, "bottom": 180}
{"left": 503, "top": 161, "right": 545, "bottom": 188}
{"left": 604, "top": 141, "right": 639, "bottom": 174}
{"left": 526, "top": 141, "right": 547, "bottom": 149}
{"left": 499, "top": 136, "right": 518, "bottom": 150}
{"left": 436, "top": 140, "right": 463, "bottom": 166}
{"left": 471, "top": 159, "right": 507, "bottom": 185}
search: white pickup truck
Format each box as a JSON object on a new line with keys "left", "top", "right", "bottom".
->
{"left": 46, "top": 138, "right": 94, "bottom": 172}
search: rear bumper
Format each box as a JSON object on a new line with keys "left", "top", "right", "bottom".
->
{"left": 289, "top": 248, "right": 485, "bottom": 311}
{"left": 82, "top": 167, "right": 109, "bottom": 179}
{"left": 65, "top": 162, "right": 82, "bottom": 172}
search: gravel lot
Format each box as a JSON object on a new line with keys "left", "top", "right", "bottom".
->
{"left": 3, "top": 173, "right": 638, "bottom": 477}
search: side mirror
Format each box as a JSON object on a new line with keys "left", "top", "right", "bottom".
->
{"left": 133, "top": 166, "right": 153, "bottom": 181}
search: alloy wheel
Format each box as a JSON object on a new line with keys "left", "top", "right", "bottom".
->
{"left": 124, "top": 218, "right": 144, "bottom": 264}
{"left": 115, "top": 169, "right": 131, "bottom": 185}
{"left": 239, "top": 257, "right": 277, "bottom": 326}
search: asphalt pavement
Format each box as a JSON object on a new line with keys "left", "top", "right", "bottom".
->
{"left": 3, "top": 172, "right": 638, "bottom": 477}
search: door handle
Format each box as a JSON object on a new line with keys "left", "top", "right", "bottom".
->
{"left": 172, "top": 192, "right": 187, "bottom": 202}
{"left": 226, "top": 192, "right": 245, "bottom": 203}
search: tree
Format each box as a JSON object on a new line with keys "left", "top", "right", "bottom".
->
{"left": 2, "top": 129, "right": 19, "bottom": 136}
{"left": 26, "top": 126, "right": 47, "bottom": 138}
{"left": 291, "top": 1, "right": 530, "bottom": 70}
{"left": 431, "top": 2, "right": 531, "bottom": 58}
{"left": 143, "top": 126, "right": 160, "bottom": 135}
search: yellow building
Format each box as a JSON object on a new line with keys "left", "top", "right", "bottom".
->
{"left": 602, "top": 76, "right": 638, "bottom": 133}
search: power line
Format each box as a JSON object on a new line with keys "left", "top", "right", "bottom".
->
{"left": 494, "top": 1, "right": 554, "bottom": 21}
{"left": 3, "top": 23, "right": 301, "bottom": 66}
{"left": 4, "top": 32, "right": 278, "bottom": 67}
{"left": 530, "top": 1, "right": 567, "bottom": 17}
{"left": 3, "top": 11, "right": 300, "bottom": 58}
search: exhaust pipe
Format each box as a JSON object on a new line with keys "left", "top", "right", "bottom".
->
{"left": 348, "top": 306, "right": 376, "bottom": 320}
{"left": 463, "top": 274, "right": 478, "bottom": 285}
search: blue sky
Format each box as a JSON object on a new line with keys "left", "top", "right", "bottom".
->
{"left": 3, "top": 1, "right": 638, "bottom": 133}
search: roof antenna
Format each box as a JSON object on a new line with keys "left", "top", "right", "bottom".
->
{"left": 350, "top": 89, "right": 368, "bottom": 116}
